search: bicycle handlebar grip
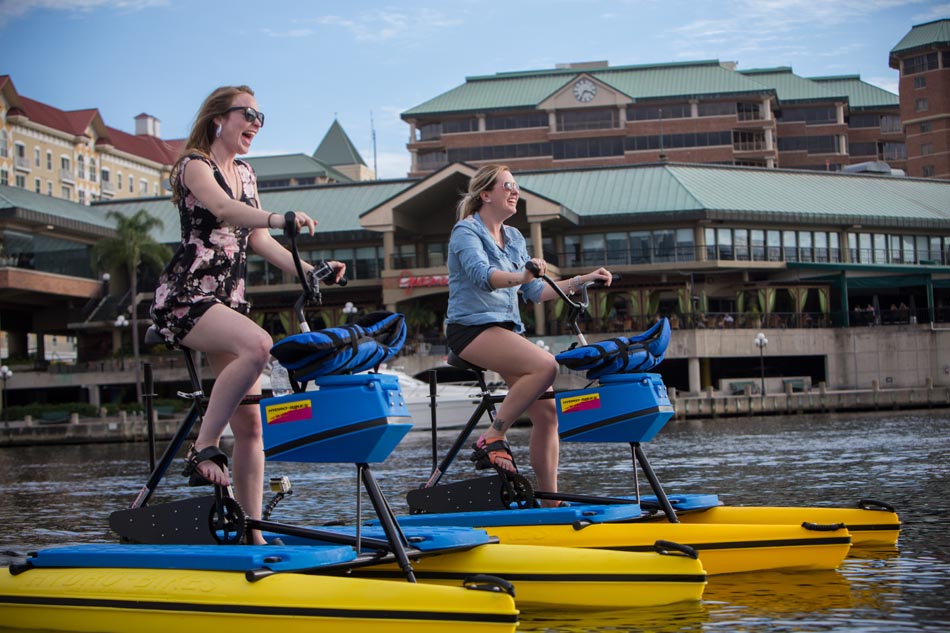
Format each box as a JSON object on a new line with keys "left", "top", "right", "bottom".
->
{"left": 283, "top": 211, "right": 297, "bottom": 238}
{"left": 308, "top": 260, "right": 348, "bottom": 287}
{"left": 525, "top": 260, "right": 541, "bottom": 277}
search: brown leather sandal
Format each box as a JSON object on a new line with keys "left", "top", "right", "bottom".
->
{"left": 470, "top": 436, "right": 518, "bottom": 473}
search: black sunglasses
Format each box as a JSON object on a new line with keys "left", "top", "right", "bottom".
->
{"left": 225, "top": 106, "right": 265, "bottom": 127}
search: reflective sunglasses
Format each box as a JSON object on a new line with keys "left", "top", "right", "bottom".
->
{"left": 225, "top": 106, "right": 265, "bottom": 127}
{"left": 502, "top": 181, "right": 519, "bottom": 193}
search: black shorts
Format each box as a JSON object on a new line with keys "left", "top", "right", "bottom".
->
{"left": 446, "top": 321, "right": 516, "bottom": 355}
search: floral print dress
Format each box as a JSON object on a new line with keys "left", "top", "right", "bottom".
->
{"left": 150, "top": 154, "right": 258, "bottom": 346}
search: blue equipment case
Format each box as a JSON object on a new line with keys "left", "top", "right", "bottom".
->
{"left": 556, "top": 373, "right": 674, "bottom": 443}
{"left": 259, "top": 373, "right": 413, "bottom": 463}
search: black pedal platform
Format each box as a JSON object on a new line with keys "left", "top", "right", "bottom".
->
{"left": 109, "top": 494, "right": 246, "bottom": 545}
{"left": 407, "top": 473, "right": 535, "bottom": 514}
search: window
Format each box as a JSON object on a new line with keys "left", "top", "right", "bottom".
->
{"left": 777, "top": 135, "right": 838, "bottom": 154}
{"left": 849, "top": 114, "right": 879, "bottom": 128}
{"left": 915, "top": 98, "right": 928, "bottom": 112}
{"left": 46, "top": 181, "right": 52, "bottom": 195}
{"left": 77, "top": 155, "right": 85, "bottom": 179}
{"left": 798, "top": 231, "right": 813, "bottom": 262}
{"left": 815, "top": 232, "right": 829, "bottom": 262}
{"left": 783, "top": 231, "right": 798, "bottom": 262}
{"left": 630, "top": 231, "right": 651, "bottom": 264}
{"left": 485, "top": 112, "right": 548, "bottom": 130}
{"left": 733, "top": 229, "right": 749, "bottom": 261}
{"left": 139, "top": 179, "right": 148, "bottom": 195}
{"left": 0, "top": 168, "right": 7, "bottom": 186}
{"left": 581, "top": 234, "right": 606, "bottom": 266}
{"left": 626, "top": 103, "right": 690, "bottom": 120}
{"left": 425, "top": 242, "right": 447, "bottom": 267}
{"left": 117, "top": 173, "right": 123, "bottom": 190}
{"left": 61, "top": 185, "right": 70, "bottom": 200}
{"left": 849, "top": 142, "right": 877, "bottom": 156}
{"left": 60, "top": 156, "right": 71, "bottom": 179}
{"left": 78, "top": 190, "right": 85, "bottom": 205}
{"left": 448, "top": 142, "right": 552, "bottom": 162}
{"left": 416, "top": 151, "right": 447, "bottom": 171}
{"left": 129, "top": 175, "right": 133, "bottom": 193}
{"left": 873, "top": 234, "right": 887, "bottom": 263}
{"left": 779, "top": 106, "right": 836, "bottom": 124}
{"left": 881, "top": 115, "right": 901, "bottom": 133}
{"left": 922, "top": 143, "right": 934, "bottom": 156}
{"left": 675, "top": 228, "right": 694, "bottom": 262}
{"left": 923, "top": 165, "right": 936, "bottom": 177}
{"left": 733, "top": 130, "right": 766, "bottom": 151}
{"left": 34, "top": 177, "right": 41, "bottom": 193}
{"left": 914, "top": 76, "right": 927, "bottom": 89}
{"left": 717, "top": 228, "right": 733, "bottom": 260}
{"left": 553, "top": 137, "right": 623, "bottom": 159}
{"left": 15, "top": 174, "right": 25, "bottom": 188}
{"left": 46, "top": 150, "right": 52, "bottom": 170}
{"left": 0, "top": 130, "right": 7, "bottom": 157}
{"left": 654, "top": 230, "right": 676, "bottom": 263}
{"left": 882, "top": 143, "right": 906, "bottom": 161}
{"left": 34, "top": 148, "right": 40, "bottom": 167}
{"left": 920, "top": 121, "right": 932, "bottom": 133}
{"left": 556, "top": 108, "right": 618, "bottom": 132}
{"left": 737, "top": 102, "right": 762, "bottom": 121}
{"left": 903, "top": 52, "right": 938, "bottom": 75}
{"left": 441, "top": 118, "right": 478, "bottom": 134}
{"left": 751, "top": 229, "right": 765, "bottom": 260}
{"left": 697, "top": 101, "right": 736, "bottom": 117}
{"left": 605, "top": 232, "right": 629, "bottom": 265}
{"left": 857, "top": 233, "right": 872, "bottom": 263}
{"left": 89, "top": 158, "right": 96, "bottom": 182}
{"left": 767, "top": 230, "right": 781, "bottom": 261}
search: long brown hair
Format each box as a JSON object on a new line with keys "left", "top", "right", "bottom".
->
{"left": 456, "top": 164, "right": 510, "bottom": 221}
{"left": 169, "top": 85, "right": 254, "bottom": 205}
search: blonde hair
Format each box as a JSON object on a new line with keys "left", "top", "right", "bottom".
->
{"left": 169, "top": 85, "right": 255, "bottom": 205}
{"left": 456, "top": 164, "right": 510, "bottom": 221}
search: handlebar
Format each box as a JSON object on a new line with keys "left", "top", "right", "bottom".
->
{"left": 282, "top": 211, "right": 347, "bottom": 333}
{"left": 525, "top": 261, "right": 601, "bottom": 346}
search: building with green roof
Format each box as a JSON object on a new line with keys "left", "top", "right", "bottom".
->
{"left": 2, "top": 158, "right": 950, "bottom": 409}
{"left": 889, "top": 18, "right": 949, "bottom": 179}
{"left": 401, "top": 59, "right": 904, "bottom": 177}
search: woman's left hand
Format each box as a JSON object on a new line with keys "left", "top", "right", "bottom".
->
{"left": 585, "top": 267, "right": 613, "bottom": 286}
{"left": 287, "top": 211, "right": 317, "bottom": 235}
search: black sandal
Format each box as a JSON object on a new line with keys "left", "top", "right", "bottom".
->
{"left": 182, "top": 444, "right": 229, "bottom": 487}
{"left": 470, "top": 436, "right": 518, "bottom": 473}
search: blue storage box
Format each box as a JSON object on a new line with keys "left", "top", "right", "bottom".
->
{"left": 555, "top": 373, "right": 674, "bottom": 443}
{"left": 259, "top": 373, "right": 412, "bottom": 463}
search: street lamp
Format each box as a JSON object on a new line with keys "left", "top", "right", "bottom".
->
{"left": 343, "top": 301, "right": 358, "bottom": 324}
{"left": 754, "top": 332, "right": 768, "bottom": 396}
{"left": 1, "top": 364, "right": 13, "bottom": 420}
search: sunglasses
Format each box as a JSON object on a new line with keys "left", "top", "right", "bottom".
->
{"left": 225, "top": 106, "right": 265, "bottom": 127}
{"left": 502, "top": 181, "right": 519, "bottom": 193}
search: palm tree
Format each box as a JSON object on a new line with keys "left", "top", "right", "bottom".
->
{"left": 92, "top": 209, "right": 172, "bottom": 404}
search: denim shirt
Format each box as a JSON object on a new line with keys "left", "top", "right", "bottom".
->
{"left": 445, "top": 212, "right": 544, "bottom": 333}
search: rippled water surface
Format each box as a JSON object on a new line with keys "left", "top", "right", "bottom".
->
{"left": 1, "top": 409, "right": 948, "bottom": 631}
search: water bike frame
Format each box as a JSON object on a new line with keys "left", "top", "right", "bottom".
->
{"left": 109, "top": 212, "right": 509, "bottom": 591}
{"left": 407, "top": 263, "right": 683, "bottom": 522}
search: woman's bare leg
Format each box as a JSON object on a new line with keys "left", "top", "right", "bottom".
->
{"left": 180, "top": 304, "right": 272, "bottom": 487}
{"left": 460, "top": 328, "right": 559, "bottom": 484}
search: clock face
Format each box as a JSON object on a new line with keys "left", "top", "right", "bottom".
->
{"left": 573, "top": 78, "right": 597, "bottom": 103}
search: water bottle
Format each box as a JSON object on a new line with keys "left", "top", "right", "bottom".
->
{"left": 269, "top": 359, "right": 293, "bottom": 397}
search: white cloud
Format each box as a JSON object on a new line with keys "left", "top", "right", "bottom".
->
{"left": 913, "top": 2, "right": 950, "bottom": 21}
{"left": 260, "top": 27, "right": 313, "bottom": 38}
{"left": 0, "top": 0, "right": 166, "bottom": 25}
{"left": 314, "top": 8, "right": 463, "bottom": 43}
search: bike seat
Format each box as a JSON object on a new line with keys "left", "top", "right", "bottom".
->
{"left": 446, "top": 350, "right": 486, "bottom": 374}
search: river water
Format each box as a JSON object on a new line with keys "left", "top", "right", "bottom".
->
{"left": 1, "top": 409, "right": 948, "bottom": 632}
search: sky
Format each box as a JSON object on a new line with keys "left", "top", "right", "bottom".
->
{"left": 1, "top": 0, "right": 947, "bottom": 179}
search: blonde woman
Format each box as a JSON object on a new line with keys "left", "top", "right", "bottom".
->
{"left": 445, "top": 165, "right": 611, "bottom": 505}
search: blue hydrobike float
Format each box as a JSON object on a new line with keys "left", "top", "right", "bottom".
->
{"left": 394, "top": 263, "right": 901, "bottom": 577}
{"left": 0, "top": 214, "right": 705, "bottom": 633}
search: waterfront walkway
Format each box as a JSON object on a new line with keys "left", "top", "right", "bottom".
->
{"left": 1, "top": 383, "right": 948, "bottom": 447}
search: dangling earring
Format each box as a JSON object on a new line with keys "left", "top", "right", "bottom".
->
{"left": 215, "top": 123, "right": 222, "bottom": 139}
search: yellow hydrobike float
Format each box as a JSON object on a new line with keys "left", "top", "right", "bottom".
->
{"left": 399, "top": 265, "right": 898, "bottom": 574}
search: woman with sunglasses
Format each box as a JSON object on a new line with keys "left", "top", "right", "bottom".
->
{"left": 445, "top": 164, "right": 611, "bottom": 506}
{"left": 150, "top": 85, "right": 344, "bottom": 544}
